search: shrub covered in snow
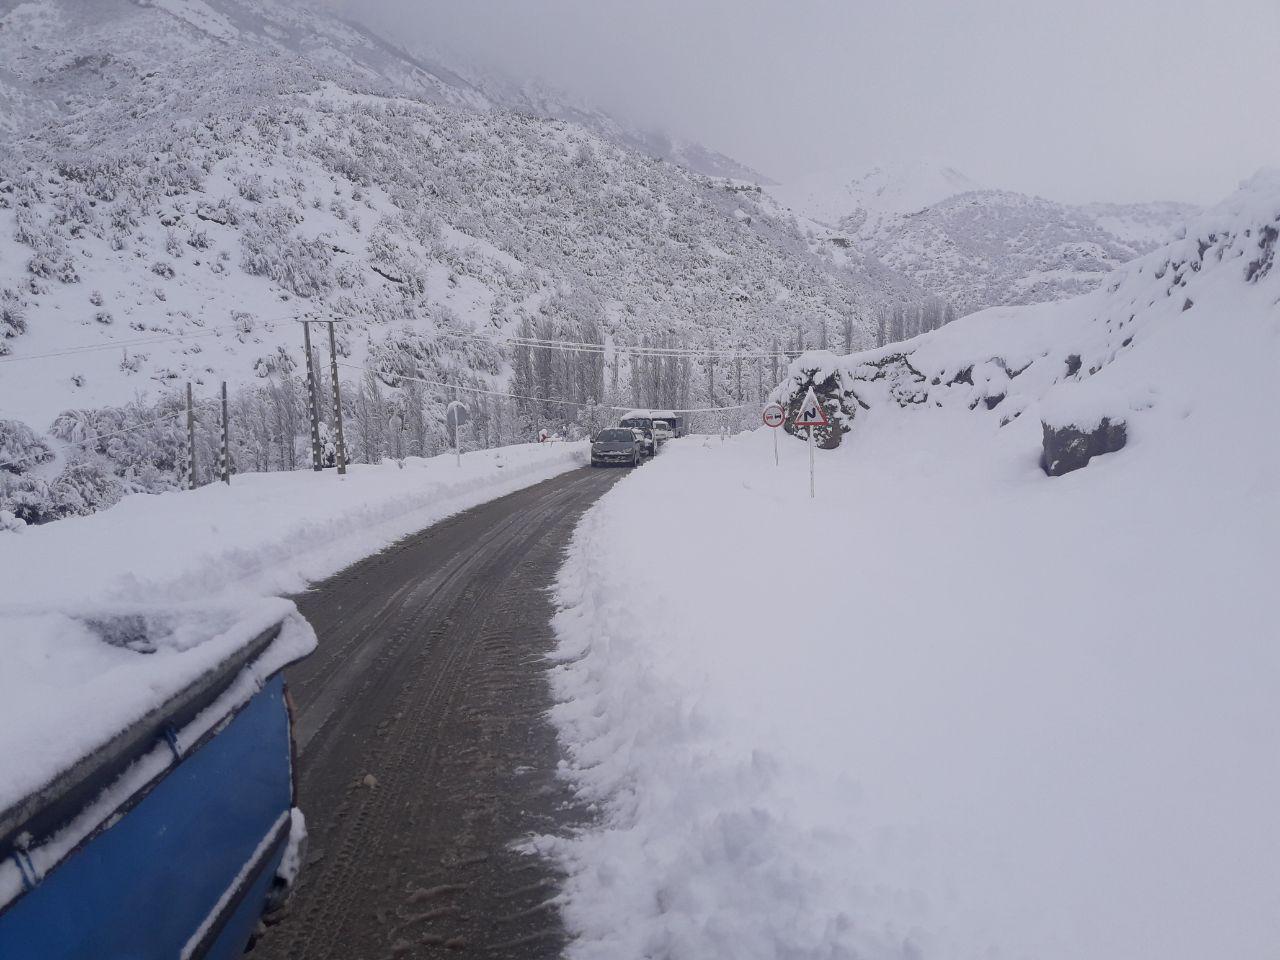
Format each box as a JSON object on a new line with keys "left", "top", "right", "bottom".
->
{"left": 240, "top": 204, "right": 334, "bottom": 297}
{"left": 46, "top": 455, "right": 125, "bottom": 518}
{"left": 0, "top": 289, "right": 27, "bottom": 351}
{"left": 0, "top": 419, "right": 55, "bottom": 474}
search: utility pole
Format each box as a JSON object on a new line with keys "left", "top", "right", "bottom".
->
{"left": 303, "top": 321, "right": 323, "bottom": 471}
{"left": 327, "top": 320, "right": 347, "bottom": 476}
{"left": 186, "top": 381, "right": 196, "bottom": 490}
{"left": 219, "top": 381, "right": 231, "bottom": 485}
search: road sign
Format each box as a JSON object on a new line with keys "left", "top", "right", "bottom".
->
{"left": 445, "top": 401, "right": 469, "bottom": 427}
{"left": 794, "top": 388, "right": 828, "bottom": 428}
{"left": 795, "top": 387, "right": 826, "bottom": 499}
{"left": 762, "top": 402, "right": 785, "bottom": 466}
{"left": 446, "top": 401, "right": 469, "bottom": 467}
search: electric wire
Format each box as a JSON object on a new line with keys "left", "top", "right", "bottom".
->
{"left": 335, "top": 361, "right": 753, "bottom": 414}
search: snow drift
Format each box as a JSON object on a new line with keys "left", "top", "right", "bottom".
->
{"left": 0, "top": 441, "right": 586, "bottom": 606}
{"left": 542, "top": 174, "right": 1280, "bottom": 959}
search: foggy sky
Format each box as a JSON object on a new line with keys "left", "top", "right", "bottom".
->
{"left": 331, "top": 0, "right": 1280, "bottom": 205}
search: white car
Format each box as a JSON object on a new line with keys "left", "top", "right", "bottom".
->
{"left": 652, "top": 420, "right": 673, "bottom": 444}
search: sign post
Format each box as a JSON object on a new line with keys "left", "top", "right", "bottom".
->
{"left": 446, "top": 400, "right": 469, "bottom": 468}
{"left": 762, "top": 402, "right": 785, "bottom": 466}
{"left": 794, "top": 387, "right": 828, "bottom": 499}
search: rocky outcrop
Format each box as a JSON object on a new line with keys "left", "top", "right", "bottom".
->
{"left": 780, "top": 362, "right": 850, "bottom": 449}
{"left": 1040, "top": 417, "right": 1127, "bottom": 476}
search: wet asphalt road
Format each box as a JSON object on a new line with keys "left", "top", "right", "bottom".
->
{"left": 251, "top": 465, "right": 625, "bottom": 960}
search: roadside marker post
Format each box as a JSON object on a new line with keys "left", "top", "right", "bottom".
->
{"left": 794, "top": 387, "right": 828, "bottom": 499}
{"left": 762, "top": 401, "right": 785, "bottom": 466}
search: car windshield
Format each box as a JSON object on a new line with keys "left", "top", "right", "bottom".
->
{"left": 653, "top": 422, "right": 670, "bottom": 431}
{"left": 596, "top": 430, "right": 634, "bottom": 442}
{"left": 619, "top": 419, "right": 650, "bottom": 430}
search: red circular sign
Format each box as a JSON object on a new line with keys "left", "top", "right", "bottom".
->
{"left": 762, "top": 403, "right": 785, "bottom": 428}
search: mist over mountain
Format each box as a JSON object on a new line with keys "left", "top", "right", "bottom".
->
{"left": 770, "top": 161, "right": 1199, "bottom": 313}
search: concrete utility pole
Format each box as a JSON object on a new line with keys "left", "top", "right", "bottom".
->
{"left": 303, "top": 321, "right": 323, "bottom": 471}
{"left": 327, "top": 321, "right": 347, "bottom": 476}
{"left": 219, "top": 381, "right": 231, "bottom": 485}
{"left": 707, "top": 354, "right": 715, "bottom": 435}
{"left": 186, "top": 381, "right": 196, "bottom": 490}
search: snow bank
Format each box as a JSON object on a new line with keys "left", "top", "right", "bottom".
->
{"left": 0, "top": 441, "right": 587, "bottom": 607}
{"left": 544, "top": 177, "right": 1280, "bottom": 960}
{"left": 0, "top": 441, "right": 584, "bottom": 842}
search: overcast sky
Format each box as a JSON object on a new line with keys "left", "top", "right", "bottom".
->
{"left": 332, "top": 0, "right": 1280, "bottom": 205}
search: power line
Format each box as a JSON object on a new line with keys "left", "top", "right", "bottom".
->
{"left": 433, "top": 328, "right": 798, "bottom": 360}
{"left": 336, "top": 361, "right": 752, "bottom": 414}
{"left": 282, "top": 314, "right": 797, "bottom": 359}
{"left": 0, "top": 318, "right": 254, "bottom": 365}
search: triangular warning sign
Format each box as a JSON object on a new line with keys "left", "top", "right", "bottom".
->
{"left": 794, "top": 387, "right": 828, "bottom": 427}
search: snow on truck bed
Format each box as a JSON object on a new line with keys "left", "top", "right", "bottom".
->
{"left": 1, "top": 598, "right": 313, "bottom": 819}
{"left": 543, "top": 177, "right": 1280, "bottom": 960}
{"left": 0, "top": 441, "right": 586, "bottom": 814}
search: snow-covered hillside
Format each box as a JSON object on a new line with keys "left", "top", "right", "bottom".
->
{"left": 0, "top": 0, "right": 916, "bottom": 522}
{"left": 771, "top": 162, "right": 1199, "bottom": 313}
{"left": 542, "top": 173, "right": 1280, "bottom": 959}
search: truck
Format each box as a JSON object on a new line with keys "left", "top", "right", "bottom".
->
{"left": 0, "top": 600, "right": 315, "bottom": 960}
{"left": 619, "top": 409, "right": 687, "bottom": 439}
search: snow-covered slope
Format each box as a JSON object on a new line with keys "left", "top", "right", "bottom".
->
{"left": 543, "top": 173, "right": 1280, "bottom": 959}
{"left": 0, "top": 0, "right": 874, "bottom": 425}
{"left": 0, "top": 0, "right": 914, "bottom": 520}
{"left": 771, "top": 162, "right": 1199, "bottom": 313}
{"left": 445, "top": 71, "right": 771, "bottom": 183}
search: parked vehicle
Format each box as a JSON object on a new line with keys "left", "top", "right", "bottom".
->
{"left": 620, "top": 409, "right": 686, "bottom": 438}
{"left": 618, "top": 417, "right": 658, "bottom": 457}
{"left": 591, "top": 428, "right": 644, "bottom": 467}
{"left": 652, "top": 420, "right": 674, "bottom": 444}
{"left": 0, "top": 604, "right": 313, "bottom": 960}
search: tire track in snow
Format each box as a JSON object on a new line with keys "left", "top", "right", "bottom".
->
{"left": 251, "top": 466, "right": 625, "bottom": 960}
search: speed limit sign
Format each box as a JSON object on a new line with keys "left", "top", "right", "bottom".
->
{"left": 762, "top": 402, "right": 785, "bottom": 467}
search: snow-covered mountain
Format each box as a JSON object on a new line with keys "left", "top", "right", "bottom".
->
{"left": 439, "top": 71, "right": 772, "bottom": 184}
{"left": 770, "top": 162, "right": 1199, "bottom": 314}
{"left": 0, "top": 0, "right": 919, "bottom": 521}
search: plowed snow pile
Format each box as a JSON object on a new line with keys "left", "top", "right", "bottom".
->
{"left": 545, "top": 175, "right": 1280, "bottom": 960}
{"left": 0, "top": 441, "right": 585, "bottom": 606}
